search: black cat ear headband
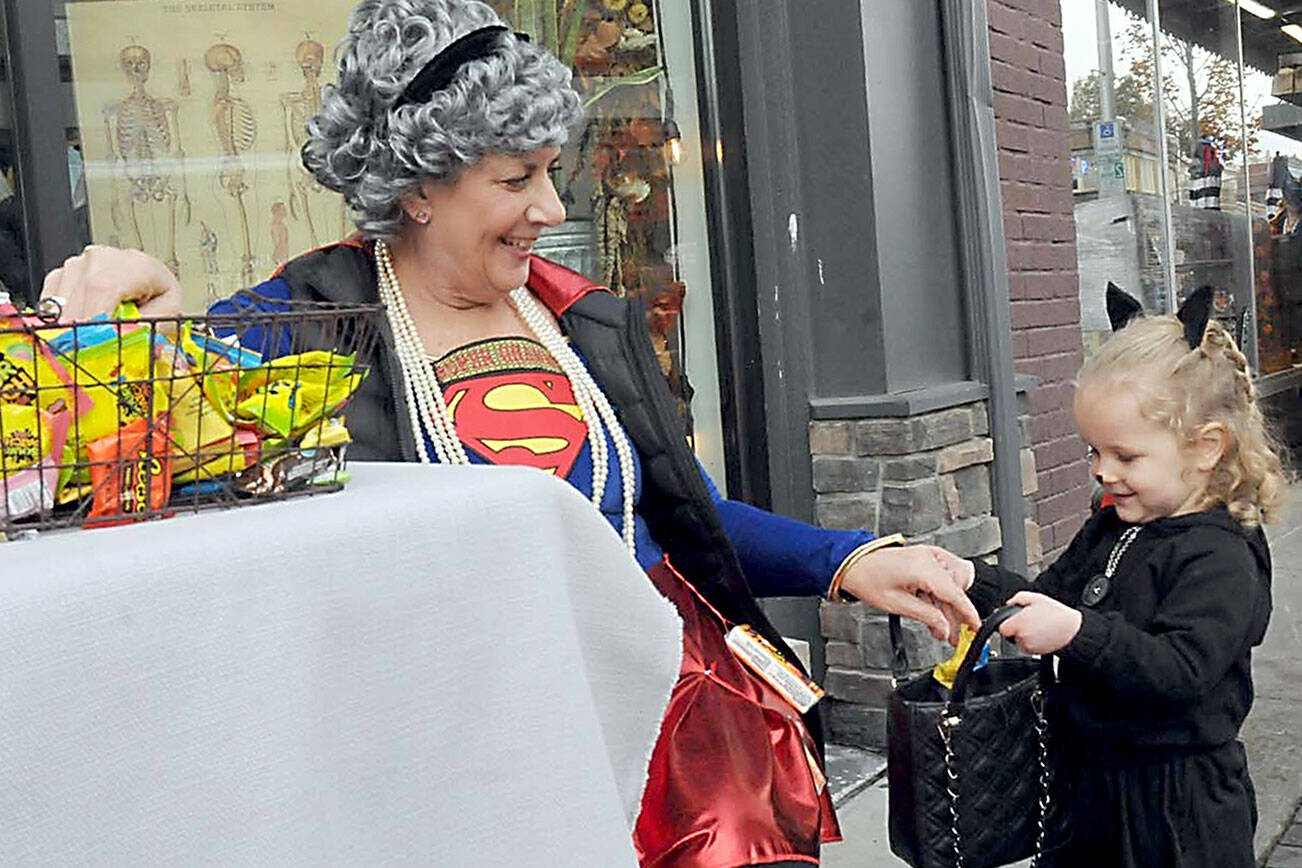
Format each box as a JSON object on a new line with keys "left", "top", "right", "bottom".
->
{"left": 1105, "top": 282, "right": 1213, "bottom": 350}
{"left": 393, "top": 25, "right": 528, "bottom": 110}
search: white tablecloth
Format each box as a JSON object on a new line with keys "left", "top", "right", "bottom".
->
{"left": 0, "top": 463, "right": 681, "bottom": 866}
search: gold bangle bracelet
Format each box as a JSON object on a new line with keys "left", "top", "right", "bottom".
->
{"left": 827, "top": 533, "right": 907, "bottom": 602}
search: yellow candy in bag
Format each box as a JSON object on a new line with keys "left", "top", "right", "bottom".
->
{"left": 0, "top": 400, "right": 71, "bottom": 518}
{"left": 298, "top": 416, "right": 352, "bottom": 450}
{"left": 1, "top": 403, "right": 52, "bottom": 477}
{"left": 0, "top": 327, "right": 81, "bottom": 413}
{"left": 932, "top": 625, "right": 990, "bottom": 690}
{"left": 235, "top": 352, "right": 365, "bottom": 439}
{"left": 55, "top": 324, "right": 171, "bottom": 449}
{"left": 177, "top": 324, "right": 243, "bottom": 422}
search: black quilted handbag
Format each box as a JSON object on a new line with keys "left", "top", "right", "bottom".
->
{"left": 887, "top": 605, "right": 1068, "bottom": 868}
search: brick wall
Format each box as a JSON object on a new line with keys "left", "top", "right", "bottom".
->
{"left": 988, "top": 0, "right": 1091, "bottom": 559}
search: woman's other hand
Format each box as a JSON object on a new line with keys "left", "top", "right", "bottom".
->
{"left": 999, "top": 591, "right": 1082, "bottom": 654}
{"left": 41, "top": 245, "right": 183, "bottom": 322}
{"left": 839, "top": 545, "right": 980, "bottom": 644}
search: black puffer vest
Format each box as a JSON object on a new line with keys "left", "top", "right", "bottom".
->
{"left": 272, "top": 244, "right": 824, "bottom": 746}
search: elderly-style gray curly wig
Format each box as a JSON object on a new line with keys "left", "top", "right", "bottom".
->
{"left": 304, "top": 0, "right": 583, "bottom": 239}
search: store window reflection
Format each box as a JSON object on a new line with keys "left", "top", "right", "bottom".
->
{"left": 1151, "top": 0, "right": 1252, "bottom": 357}
{"left": 1254, "top": 14, "right": 1302, "bottom": 373}
{"left": 1067, "top": 3, "right": 1175, "bottom": 355}
{"left": 1064, "top": 0, "right": 1302, "bottom": 387}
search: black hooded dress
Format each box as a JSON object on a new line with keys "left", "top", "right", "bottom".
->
{"left": 968, "top": 506, "right": 1272, "bottom": 867}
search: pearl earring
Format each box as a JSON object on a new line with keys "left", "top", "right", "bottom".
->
{"left": 413, "top": 211, "right": 430, "bottom": 224}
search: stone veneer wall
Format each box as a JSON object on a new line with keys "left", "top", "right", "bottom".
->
{"left": 810, "top": 400, "right": 1040, "bottom": 747}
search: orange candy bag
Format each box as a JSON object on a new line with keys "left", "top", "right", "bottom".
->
{"left": 86, "top": 416, "right": 172, "bottom": 526}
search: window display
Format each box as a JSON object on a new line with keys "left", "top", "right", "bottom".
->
{"left": 488, "top": 1, "right": 723, "bottom": 462}
{"left": 64, "top": 1, "right": 356, "bottom": 305}
{"left": 58, "top": 0, "right": 727, "bottom": 481}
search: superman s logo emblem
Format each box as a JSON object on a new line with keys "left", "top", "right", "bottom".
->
{"left": 444, "top": 372, "right": 587, "bottom": 476}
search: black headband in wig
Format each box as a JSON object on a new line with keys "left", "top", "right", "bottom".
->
{"left": 393, "top": 25, "right": 528, "bottom": 109}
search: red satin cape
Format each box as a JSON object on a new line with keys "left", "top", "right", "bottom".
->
{"left": 635, "top": 558, "right": 840, "bottom": 868}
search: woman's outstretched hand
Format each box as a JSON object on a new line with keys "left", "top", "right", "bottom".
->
{"left": 40, "top": 245, "right": 183, "bottom": 322}
{"left": 839, "top": 545, "right": 980, "bottom": 645}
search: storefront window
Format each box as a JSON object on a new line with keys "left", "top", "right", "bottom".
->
{"left": 57, "top": 0, "right": 726, "bottom": 480}
{"left": 489, "top": 0, "right": 726, "bottom": 480}
{"left": 61, "top": 1, "right": 356, "bottom": 307}
{"left": 1065, "top": 1, "right": 1302, "bottom": 386}
{"left": 0, "top": 6, "right": 31, "bottom": 305}
{"left": 1152, "top": 1, "right": 1254, "bottom": 356}
{"left": 1249, "top": 10, "right": 1302, "bottom": 375}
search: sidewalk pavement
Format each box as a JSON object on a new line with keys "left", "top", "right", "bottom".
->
{"left": 822, "top": 479, "right": 1302, "bottom": 867}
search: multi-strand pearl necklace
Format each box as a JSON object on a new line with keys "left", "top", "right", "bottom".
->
{"left": 374, "top": 239, "right": 637, "bottom": 556}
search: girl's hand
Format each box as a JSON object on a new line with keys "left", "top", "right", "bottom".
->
{"left": 999, "top": 591, "right": 1082, "bottom": 654}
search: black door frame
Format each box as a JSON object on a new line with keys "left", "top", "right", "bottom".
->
{"left": 3, "top": 0, "right": 79, "bottom": 304}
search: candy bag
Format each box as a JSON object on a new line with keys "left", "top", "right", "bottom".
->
{"left": 55, "top": 323, "right": 172, "bottom": 455}
{"left": 1, "top": 403, "right": 52, "bottom": 475}
{"left": 177, "top": 324, "right": 245, "bottom": 422}
{"left": 0, "top": 401, "right": 71, "bottom": 520}
{"left": 233, "top": 444, "right": 344, "bottom": 496}
{"left": 0, "top": 324, "right": 82, "bottom": 412}
{"left": 298, "top": 416, "right": 351, "bottom": 451}
{"left": 86, "top": 416, "right": 172, "bottom": 526}
{"left": 235, "top": 352, "right": 365, "bottom": 439}
{"left": 172, "top": 427, "right": 260, "bottom": 485}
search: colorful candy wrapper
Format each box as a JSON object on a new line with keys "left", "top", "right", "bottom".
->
{"left": 233, "top": 445, "right": 345, "bottom": 496}
{"left": 172, "top": 427, "right": 260, "bottom": 485}
{"left": 176, "top": 323, "right": 256, "bottom": 421}
{"left": 235, "top": 352, "right": 365, "bottom": 439}
{"left": 153, "top": 333, "right": 249, "bottom": 483}
{"left": 86, "top": 416, "right": 173, "bottom": 526}
{"left": 932, "top": 624, "right": 991, "bottom": 690}
{"left": 0, "top": 401, "right": 71, "bottom": 520}
{"left": 0, "top": 323, "right": 84, "bottom": 413}
{"left": 54, "top": 321, "right": 171, "bottom": 450}
{"left": 298, "top": 416, "right": 351, "bottom": 451}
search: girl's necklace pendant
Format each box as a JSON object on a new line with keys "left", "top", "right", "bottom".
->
{"left": 1080, "top": 525, "right": 1142, "bottom": 608}
{"left": 1081, "top": 574, "right": 1110, "bottom": 607}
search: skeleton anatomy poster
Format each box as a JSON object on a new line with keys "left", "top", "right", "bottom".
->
{"left": 66, "top": 0, "right": 357, "bottom": 312}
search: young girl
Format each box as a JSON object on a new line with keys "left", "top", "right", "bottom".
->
{"left": 946, "top": 293, "right": 1285, "bottom": 866}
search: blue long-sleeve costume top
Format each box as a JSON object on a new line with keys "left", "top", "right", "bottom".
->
{"left": 214, "top": 276, "right": 874, "bottom": 596}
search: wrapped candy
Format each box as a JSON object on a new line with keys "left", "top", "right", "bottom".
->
{"left": 86, "top": 416, "right": 173, "bottom": 526}
{"left": 235, "top": 352, "right": 365, "bottom": 439}
{"left": 932, "top": 624, "right": 990, "bottom": 690}
{"left": 52, "top": 320, "right": 171, "bottom": 451}
{"left": 0, "top": 401, "right": 72, "bottom": 520}
{"left": 0, "top": 323, "right": 83, "bottom": 413}
{"left": 177, "top": 324, "right": 259, "bottom": 422}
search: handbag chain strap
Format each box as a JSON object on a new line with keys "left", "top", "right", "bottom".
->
{"left": 938, "top": 682, "right": 1051, "bottom": 868}
{"left": 1031, "top": 685, "right": 1050, "bottom": 865}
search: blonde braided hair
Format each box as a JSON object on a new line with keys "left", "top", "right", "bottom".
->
{"left": 1078, "top": 315, "right": 1288, "bottom": 529}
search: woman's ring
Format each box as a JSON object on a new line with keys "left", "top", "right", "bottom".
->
{"left": 37, "top": 295, "right": 67, "bottom": 320}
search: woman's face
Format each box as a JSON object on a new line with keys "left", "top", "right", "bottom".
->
{"left": 409, "top": 146, "right": 566, "bottom": 303}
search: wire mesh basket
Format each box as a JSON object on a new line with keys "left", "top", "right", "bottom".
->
{"left": 0, "top": 292, "right": 383, "bottom": 537}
